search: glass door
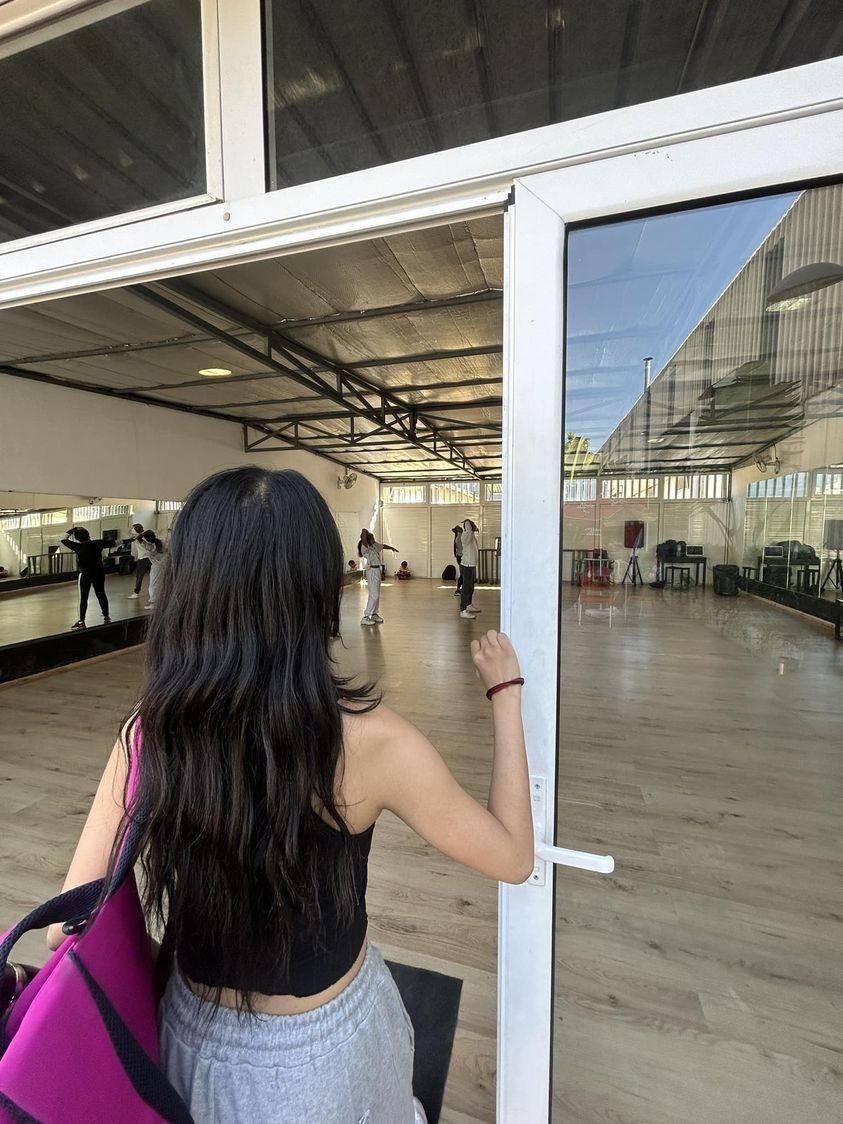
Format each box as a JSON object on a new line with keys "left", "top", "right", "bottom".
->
{"left": 497, "top": 100, "right": 843, "bottom": 1123}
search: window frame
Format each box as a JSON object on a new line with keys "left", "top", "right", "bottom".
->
{"left": 0, "top": 52, "right": 839, "bottom": 305}
{"left": 0, "top": 0, "right": 267, "bottom": 257}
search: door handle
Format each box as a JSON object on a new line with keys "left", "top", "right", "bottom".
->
{"left": 528, "top": 775, "right": 615, "bottom": 885}
{"left": 535, "top": 842, "right": 614, "bottom": 874}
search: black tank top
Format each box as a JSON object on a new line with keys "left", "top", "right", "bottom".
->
{"left": 176, "top": 815, "right": 375, "bottom": 997}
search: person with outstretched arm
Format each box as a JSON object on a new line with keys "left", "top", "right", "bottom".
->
{"left": 61, "top": 526, "right": 113, "bottom": 630}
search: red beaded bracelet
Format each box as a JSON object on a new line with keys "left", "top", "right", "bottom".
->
{"left": 486, "top": 677, "right": 525, "bottom": 700}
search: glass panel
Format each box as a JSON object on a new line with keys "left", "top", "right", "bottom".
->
{"left": 264, "top": 0, "right": 841, "bottom": 189}
{"left": 555, "top": 182, "right": 843, "bottom": 1120}
{"left": 430, "top": 481, "right": 480, "bottom": 504}
{"left": 0, "top": 0, "right": 205, "bottom": 243}
{"left": 381, "top": 484, "right": 426, "bottom": 504}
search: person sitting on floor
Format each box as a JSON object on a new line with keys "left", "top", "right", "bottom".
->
{"left": 395, "top": 560, "right": 412, "bottom": 580}
{"left": 347, "top": 558, "right": 358, "bottom": 571}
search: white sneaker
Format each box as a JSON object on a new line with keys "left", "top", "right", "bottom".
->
{"left": 128, "top": 592, "right": 139, "bottom": 599}
{"left": 144, "top": 602, "right": 155, "bottom": 610}
{"left": 467, "top": 605, "right": 481, "bottom": 614}
{"left": 370, "top": 613, "right": 384, "bottom": 623}
{"left": 413, "top": 1098, "right": 428, "bottom": 1124}
{"left": 460, "top": 610, "right": 476, "bottom": 619}
{"left": 361, "top": 616, "right": 375, "bottom": 626}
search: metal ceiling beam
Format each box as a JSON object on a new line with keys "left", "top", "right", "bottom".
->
{"left": 214, "top": 375, "right": 503, "bottom": 410}
{"left": 6, "top": 289, "right": 503, "bottom": 368}
{"left": 277, "top": 288, "right": 501, "bottom": 329}
{"left": 345, "top": 344, "right": 501, "bottom": 370}
{"left": 137, "top": 281, "right": 483, "bottom": 477}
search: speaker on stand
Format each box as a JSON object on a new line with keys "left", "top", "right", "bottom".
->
{"left": 622, "top": 521, "right": 645, "bottom": 586}
{"left": 820, "top": 519, "right": 843, "bottom": 593}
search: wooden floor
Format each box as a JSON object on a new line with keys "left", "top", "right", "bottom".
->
{"left": 1, "top": 578, "right": 841, "bottom": 1123}
{"left": 0, "top": 572, "right": 148, "bottom": 645}
{"left": 554, "top": 582, "right": 843, "bottom": 1123}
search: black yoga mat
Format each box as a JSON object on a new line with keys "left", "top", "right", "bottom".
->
{"left": 386, "top": 960, "right": 463, "bottom": 1124}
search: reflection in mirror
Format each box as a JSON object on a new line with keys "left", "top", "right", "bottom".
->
{"left": 0, "top": 495, "right": 181, "bottom": 652}
{"left": 555, "top": 180, "right": 842, "bottom": 1122}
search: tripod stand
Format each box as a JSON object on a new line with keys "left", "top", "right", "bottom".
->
{"left": 622, "top": 546, "right": 643, "bottom": 586}
{"left": 820, "top": 549, "right": 843, "bottom": 593}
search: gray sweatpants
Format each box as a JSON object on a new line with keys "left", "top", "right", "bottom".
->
{"left": 364, "top": 566, "right": 382, "bottom": 618}
{"left": 158, "top": 944, "right": 415, "bottom": 1123}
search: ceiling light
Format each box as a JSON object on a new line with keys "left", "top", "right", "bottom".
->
{"left": 765, "top": 262, "right": 843, "bottom": 312}
{"left": 198, "top": 367, "right": 232, "bottom": 378}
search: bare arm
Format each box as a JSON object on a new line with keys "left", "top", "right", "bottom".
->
{"left": 46, "top": 740, "right": 128, "bottom": 950}
{"left": 369, "top": 632, "right": 533, "bottom": 883}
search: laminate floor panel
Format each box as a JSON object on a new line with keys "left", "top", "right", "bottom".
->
{"left": 1, "top": 578, "right": 841, "bottom": 1123}
{"left": 553, "top": 583, "right": 843, "bottom": 1123}
{"left": 0, "top": 573, "right": 149, "bottom": 645}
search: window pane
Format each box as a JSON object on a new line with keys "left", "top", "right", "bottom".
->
{"left": 264, "top": 0, "right": 840, "bottom": 189}
{"left": 430, "top": 481, "right": 480, "bottom": 504}
{"left": 381, "top": 484, "right": 426, "bottom": 504}
{"left": 0, "top": 0, "right": 205, "bottom": 243}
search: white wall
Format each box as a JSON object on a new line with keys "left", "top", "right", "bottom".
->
{"left": 0, "top": 374, "right": 379, "bottom": 545}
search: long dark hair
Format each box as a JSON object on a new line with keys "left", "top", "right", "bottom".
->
{"left": 112, "top": 467, "right": 377, "bottom": 1007}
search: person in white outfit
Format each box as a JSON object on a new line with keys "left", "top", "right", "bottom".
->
{"left": 458, "top": 519, "right": 481, "bottom": 619}
{"left": 128, "top": 523, "right": 152, "bottom": 600}
{"left": 358, "top": 529, "right": 398, "bottom": 625}
{"left": 137, "top": 530, "right": 165, "bottom": 608}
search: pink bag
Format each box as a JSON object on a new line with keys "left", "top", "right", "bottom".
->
{"left": 0, "top": 745, "right": 191, "bottom": 1122}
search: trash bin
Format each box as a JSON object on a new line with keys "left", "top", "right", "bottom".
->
{"left": 713, "top": 564, "right": 740, "bottom": 596}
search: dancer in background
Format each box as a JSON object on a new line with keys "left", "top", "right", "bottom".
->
{"left": 138, "top": 529, "right": 165, "bottom": 609}
{"left": 452, "top": 525, "right": 464, "bottom": 598}
{"left": 128, "top": 523, "right": 151, "bottom": 600}
{"left": 358, "top": 529, "right": 398, "bottom": 626}
{"left": 458, "top": 518, "right": 481, "bottom": 620}
{"left": 61, "top": 526, "right": 113, "bottom": 630}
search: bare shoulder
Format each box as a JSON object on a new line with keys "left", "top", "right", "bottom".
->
{"left": 338, "top": 703, "right": 418, "bottom": 829}
{"left": 341, "top": 702, "right": 417, "bottom": 761}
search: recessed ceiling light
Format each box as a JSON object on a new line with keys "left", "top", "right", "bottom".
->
{"left": 198, "top": 367, "right": 232, "bottom": 378}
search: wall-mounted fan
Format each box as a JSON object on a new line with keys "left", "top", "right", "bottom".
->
{"left": 337, "top": 469, "right": 358, "bottom": 490}
{"left": 755, "top": 447, "right": 781, "bottom": 475}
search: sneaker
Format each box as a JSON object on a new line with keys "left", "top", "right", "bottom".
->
{"left": 467, "top": 605, "right": 481, "bottom": 614}
{"left": 361, "top": 616, "right": 376, "bottom": 626}
{"left": 103, "top": 616, "right": 112, "bottom": 624}
{"left": 413, "top": 1098, "right": 428, "bottom": 1124}
{"left": 71, "top": 620, "right": 86, "bottom": 631}
{"left": 460, "top": 610, "right": 476, "bottom": 619}
{"left": 370, "top": 613, "right": 384, "bottom": 623}
{"left": 128, "top": 592, "right": 139, "bottom": 599}
{"left": 144, "top": 602, "right": 155, "bottom": 610}
{"left": 453, "top": 589, "right": 461, "bottom": 597}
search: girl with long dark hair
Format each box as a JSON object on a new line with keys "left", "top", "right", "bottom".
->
{"left": 47, "top": 467, "right": 533, "bottom": 1123}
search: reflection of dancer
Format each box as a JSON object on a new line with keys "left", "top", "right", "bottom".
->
{"left": 459, "top": 519, "right": 481, "bottom": 619}
{"left": 128, "top": 523, "right": 151, "bottom": 599}
{"left": 138, "top": 530, "right": 165, "bottom": 609}
{"left": 61, "top": 527, "right": 112, "bottom": 630}
{"left": 358, "top": 529, "right": 398, "bottom": 626}
{"left": 452, "top": 525, "right": 464, "bottom": 598}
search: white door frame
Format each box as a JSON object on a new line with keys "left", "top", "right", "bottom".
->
{"left": 497, "top": 100, "right": 843, "bottom": 1122}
